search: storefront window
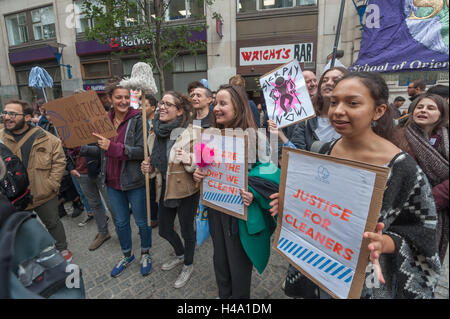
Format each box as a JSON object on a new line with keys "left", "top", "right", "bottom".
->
{"left": 81, "top": 61, "right": 111, "bottom": 79}
{"left": 237, "top": 0, "right": 316, "bottom": 12}
{"left": 31, "top": 6, "right": 56, "bottom": 41}
{"left": 5, "top": 13, "right": 28, "bottom": 46}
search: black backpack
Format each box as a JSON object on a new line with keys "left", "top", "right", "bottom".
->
{"left": 0, "top": 195, "right": 86, "bottom": 299}
{"left": 0, "top": 143, "right": 33, "bottom": 210}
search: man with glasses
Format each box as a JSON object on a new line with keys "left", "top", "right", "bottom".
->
{"left": 0, "top": 100, "right": 72, "bottom": 262}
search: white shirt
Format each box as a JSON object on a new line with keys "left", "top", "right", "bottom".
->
{"left": 314, "top": 117, "right": 341, "bottom": 142}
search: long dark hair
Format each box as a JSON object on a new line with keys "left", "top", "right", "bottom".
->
{"left": 313, "top": 67, "right": 349, "bottom": 115}
{"left": 162, "top": 91, "right": 193, "bottom": 127}
{"left": 336, "top": 72, "right": 405, "bottom": 148}
{"left": 212, "top": 85, "right": 257, "bottom": 130}
{"left": 407, "top": 93, "right": 449, "bottom": 134}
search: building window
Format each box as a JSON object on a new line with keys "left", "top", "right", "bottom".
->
{"left": 398, "top": 71, "right": 439, "bottom": 87}
{"left": 174, "top": 54, "right": 207, "bottom": 72}
{"left": 123, "top": 58, "right": 142, "bottom": 76}
{"left": 5, "top": 5, "right": 56, "bottom": 46}
{"left": 75, "top": 0, "right": 105, "bottom": 33}
{"left": 5, "top": 13, "right": 29, "bottom": 46}
{"left": 166, "top": 0, "right": 204, "bottom": 21}
{"left": 31, "top": 6, "right": 56, "bottom": 41}
{"left": 237, "top": 0, "right": 316, "bottom": 12}
{"left": 81, "top": 60, "right": 111, "bottom": 80}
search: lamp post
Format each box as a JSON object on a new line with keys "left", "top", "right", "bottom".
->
{"left": 331, "top": 0, "right": 346, "bottom": 68}
{"left": 48, "top": 43, "right": 72, "bottom": 79}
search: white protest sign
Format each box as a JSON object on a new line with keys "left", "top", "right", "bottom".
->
{"left": 200, "top": 130, "right": 248, "bottom": 220}
{"left": 274, "top": 148, "right": 389, "bottom": 299}
{"left": 259, "top": 59, "right": 315, "bottom": 129}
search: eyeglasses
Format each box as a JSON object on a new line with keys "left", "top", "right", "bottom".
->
{"left": 158, "top": 100, "right": 177, "bottom": 109}
{"left": 1, "top": 111, "right": 25, "bottom": 118}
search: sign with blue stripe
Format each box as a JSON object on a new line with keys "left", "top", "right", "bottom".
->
{"left": 273, "top": 148, "right": 389, "bottom": 299}
{"left": 200, "top": 131, "right": 248, "bottom": 221}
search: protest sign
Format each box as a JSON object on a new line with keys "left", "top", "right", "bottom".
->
{"left": 44, "top": 91, "right": 117, "bottom": 148}
{"left": 200, "top": 129, "right": 248, "bottom": 221}
{"left": 259, "top": 59, "right": 315, "bottom": 129}
{"left": 130, "top": 90, "right": 141, "bottom": 109}
{"left": 273, "top": 148, "right": 389, "bottom": 299}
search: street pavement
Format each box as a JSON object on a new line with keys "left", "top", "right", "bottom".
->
{"left": 61, "top": 204, "right": 448, "bottom": 300}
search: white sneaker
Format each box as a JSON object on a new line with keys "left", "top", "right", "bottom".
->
{"left": 161, "top": 255, "right": 184, "bottom": 271}
{"left": 174, "top": 265, "right": 193, "bottom": 289}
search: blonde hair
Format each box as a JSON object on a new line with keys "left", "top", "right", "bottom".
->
{"left": 229, "top": 74, "right": 246, "bottom": 89}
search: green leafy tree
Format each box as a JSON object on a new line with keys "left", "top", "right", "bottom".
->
{"left": 80, "top": 0, "right": 214, "bottom": 92}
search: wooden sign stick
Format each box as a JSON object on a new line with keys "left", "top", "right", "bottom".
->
{"left": 141, "top": 92, "right": 151, "bottom": 227}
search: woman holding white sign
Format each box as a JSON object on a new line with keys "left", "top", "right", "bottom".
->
{"left": 193, "top": 84, "right": 272, "bottom": 299}
{"left": 270, "top": 72, "right": 441, "bottom": 299}
{"left": 141, "top": 91, "right": 200, "bottom": 289}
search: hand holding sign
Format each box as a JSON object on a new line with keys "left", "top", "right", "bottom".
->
{"left": 141, "top": 157, "right": 152, "bottom": 174}
{"left": 93, "top": 133, "right": 111, "bottom": 151}
{"left": 239, "top": 189, "right": 254, "bottom": 207}
{"left": 193, "top": 168, "right": 207, "bottom": 183}
{"left": 269, "top": 193, "right": 279, "bottom": 217}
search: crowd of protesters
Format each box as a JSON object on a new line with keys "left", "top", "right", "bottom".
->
{"left": 0, "top": 65, "right": 448, "bottom": 299}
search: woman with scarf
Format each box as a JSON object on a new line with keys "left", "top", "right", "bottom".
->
{"left": 269, "top": 72, "right": 441, "bottom": 299}
{"left": 403, "top": 93, "right": 449, "bottom": 263}
{"left": 141, "top": 91, "right": 200, "bottom": 289}
{"left": 80, "top": 76, "right": 152, "bottom": 278}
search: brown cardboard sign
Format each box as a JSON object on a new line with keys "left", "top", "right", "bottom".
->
{"left": 199, "top": 129, "right": 248, "bottom": 221}
{"left": 44, "top": 91, "right": 117, "bottom": 148}
{"left": 273, "top": 147, "right": 389, "bottom": 299}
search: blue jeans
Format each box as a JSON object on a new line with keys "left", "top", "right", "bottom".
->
{"left": 107, "top": 186, "right": 152, "bottom": 255}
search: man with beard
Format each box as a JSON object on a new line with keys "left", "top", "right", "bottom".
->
{"left": 0, "top": 100, "right": 72, "bottom": 262}
{"left": 406, "top": 79, "right": 426, "bottom": 114}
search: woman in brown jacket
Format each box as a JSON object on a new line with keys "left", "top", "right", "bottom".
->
{"left": 141, "top": 91, "right": 199, "bottom": 289}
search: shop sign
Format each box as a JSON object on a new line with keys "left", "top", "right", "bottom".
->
{"left": 240, "top": 43, "right": 313, "bottom": 66}
{"left": 110, "top": 35, "right": 152, "bottom": 48}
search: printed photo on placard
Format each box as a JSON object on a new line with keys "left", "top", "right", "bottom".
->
{"left": 259, "top": 59, "right": 316, "bottom": 129}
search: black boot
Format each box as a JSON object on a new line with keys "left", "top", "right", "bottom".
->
{"left": 71, "top": 199, "right": 84, "bottom": 218}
